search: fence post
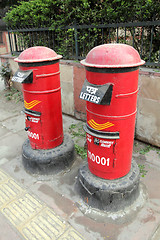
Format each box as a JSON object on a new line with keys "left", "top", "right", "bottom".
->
{"left": 14, "top": 33, "right": 18, "bottom": 52}
{"left": 8, "top": 31, "right": 13, "bottom": 55}
{"left": 74, "top": 24, "right": 79, "bottom": 59}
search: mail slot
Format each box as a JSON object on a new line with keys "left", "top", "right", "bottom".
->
{"left": 80, "top": 44, "right": 145, "bottom": 179}
{"left": 12, "top": 46, "right": 63, "bottom": 150}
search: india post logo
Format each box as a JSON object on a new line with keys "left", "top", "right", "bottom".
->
{"left": 88, "top": 119, "right": 114, "bottom": 130}
{"left": 24, "top": 100, "right": 41, "bottom": 110}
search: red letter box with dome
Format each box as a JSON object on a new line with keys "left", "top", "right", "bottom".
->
{"left": 80, "top": 44, "right": 145, "bottom": 180}
{"left": 12, "top": 46, "right": 63, "bottom": 150}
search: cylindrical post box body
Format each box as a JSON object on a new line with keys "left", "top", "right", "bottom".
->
{"left": 80, "top": 44, "right": 145, "bottom": 179}
{"left": 14, "top": 47, "right": 63, "bottom": 149}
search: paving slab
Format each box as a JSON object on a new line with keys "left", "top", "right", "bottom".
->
{"left": 0, "top": 212, "right": 24, "bottom": 240}
{"left": 0, "top": 108, "right": 19, "bottom": 122}
{"left": 0, "top": 89, "right": 23, "bottom": 116}
{"left": 142, "top": 164, "right": 160, "bottom": 199}
{"left": 0, "top": 158, "right": 9, "bottom": 166}
{"left": 117, "top": 202, "right": 160, "bottom": 240}
{"left": 0, "top": 168, "right": 85, "bottom": 240}
{"left": 0, "top": 81, "right": 4, "bottom": 91}
{"left": 0, "top": 156, "right": 37, "bottom": 187}
{"left": 1, "top": 114, "right": 25, "bottom": 133}
{"left": 0, "top": 123, "right": 10, "bottom": 138}
{"left": 0, "top": 133, "right": 24, "bottom": 160}
{"left": 151, "top": 223, "right": 160, "bottom": 240}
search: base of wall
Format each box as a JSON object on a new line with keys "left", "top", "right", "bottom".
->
{"left": 74, "top": 110, "right": 86, "bottom": 121}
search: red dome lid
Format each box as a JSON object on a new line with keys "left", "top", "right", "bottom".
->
{"left": 15, "top": 46, "right": 62, "bottom": 63}
{"left": 81, "top": 44, "right": 145, "bottom": 68}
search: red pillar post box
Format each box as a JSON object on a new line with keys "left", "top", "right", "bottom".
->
{"left": 76, "top": 44, "right": 145, "bottom": 213}
{"left": 80, "top": 44, "right": 145, "bottom": 180}
{"left": 12, "top": 46, "right": 63, "bottom": 149}
{"left": 12, "top": 46, "right": 75, "bottom": 175}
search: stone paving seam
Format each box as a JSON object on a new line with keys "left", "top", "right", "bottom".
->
{"left": 0, "top": 168, "right": 11, "bottom": 183}
{"left": 150, "top": 223, "right": 160, "bottom": 240}
{"left": 0, "top": 113, "right": 22, "bottom": 123}
{"left": 0, "top": 168, "right": 85, "bottom": 240}
{"left": 57, "top": 226, "right": 85, "bottom": 240}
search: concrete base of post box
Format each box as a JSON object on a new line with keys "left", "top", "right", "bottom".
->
{"left": 76, "top": 160, "right": 140, "bottom": 212}
{"left": 22, "top": 134, "right": 75, "bottom": 175}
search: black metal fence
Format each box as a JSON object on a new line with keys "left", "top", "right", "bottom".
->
{"left": 8, "top": 20, "right": 160, "bottom": 67}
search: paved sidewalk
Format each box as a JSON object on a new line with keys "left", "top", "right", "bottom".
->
{"left": 0, "top": 81, "right": 160, "bottom": 240}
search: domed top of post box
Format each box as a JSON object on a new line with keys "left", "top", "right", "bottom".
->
{"left": 81, "top": 44, "right": 145, "bottom": 68}
{"left": 15, "top": 46, "right": 62, "bottom": 63}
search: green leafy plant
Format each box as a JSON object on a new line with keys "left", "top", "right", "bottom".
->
{"left": 139, "top": 145, "right": 153, "bottom": 155}
{"left": 139, "top": 144, "right": 160, "bottom": 157}
{"left": 69, "top": 123, "right": 85, "bottom": 138}
{"left": 75, "top": 144, "right": 87, "bottom": 159}
{"left": 151, "top": 146, "right": 160, "bottom": 158}
{"left": 138, "top": 164, "right": 147, "bottom": 177}
{"left": 4, "top": 87, "right": 23, "bottom": 102}
{"left": 5, "top": 0, "right": 159, "bottom": 28}
{"left": 0, "top": 62, "right": 12, "bottom": 89}
{"left": 69, "top": 123, "right": 87, "bottom": 159}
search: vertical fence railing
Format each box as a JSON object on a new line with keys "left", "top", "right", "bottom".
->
{"left": 8, "top": 20, "right": 160, "bottom": 67}
{"left": 74, "top": 26, "right": 79, "bottom": 59}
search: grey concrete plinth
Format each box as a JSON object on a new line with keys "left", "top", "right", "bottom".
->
{"left": 76, "top": 161, "right": 142, "bottom": 213}
{"left": 22, "top": 134, "right": 75, "bottom": 175}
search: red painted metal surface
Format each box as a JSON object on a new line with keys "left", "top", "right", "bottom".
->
{"left": 15, "top": 46, "right": 63, "bottom": 149}
{"left": 81, "top": 44, "right": 145, "bottom": 179}
{"left": 16, "top": 46, "right": 62, "bottom": 63}
{"left": 81, "top": 43, "right": 145, "bottom": 68}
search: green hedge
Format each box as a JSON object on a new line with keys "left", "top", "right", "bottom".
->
{"left": 4, "top": 0, "right": 160, "bottom": 28}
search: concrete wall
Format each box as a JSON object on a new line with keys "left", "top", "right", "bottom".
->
{"left": 136, "top": 70, "right": 160, "bottom": 147}
{"left": 0, "top": 54, "right": 160, "bottom": 148}
{"left": 60, "top": 62, "right": 74, "bottom": 116}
